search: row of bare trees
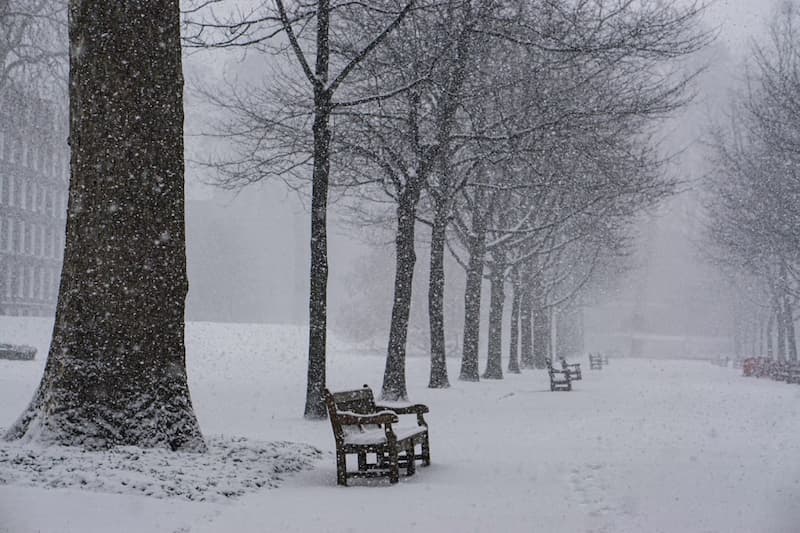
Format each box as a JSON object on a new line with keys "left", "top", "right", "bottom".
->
{"left": 185, "top": 0, "right": 711, "bottom": 412}
{"left": 705, "top": 2, "right": 800, "bottom": 363}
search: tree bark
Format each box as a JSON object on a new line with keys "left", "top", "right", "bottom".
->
{"left": 784, "top": 297, "right": 797, "bottom": 362}
{"left": 304, "top": 0, "right": 332, "bottom": 419}
{"left": 507, "top": 280, "right": 521, "bottom": 373}
{"left": 483, "top": 269, "right": 505, "bottom": 379}
{"left": 5, "top": 0, "right": 204, "bottom": 450}
{"left": 775, "top": 299, "right": 787, "bottom": 361}
{"left": 427, "top": 204, "right": 450, "bottom": 388}
{"left": 766, "top": 311, "right": 774, "bottom": 359}
{"left": 382, "top": 184, "right": 421, "bottom": 400}
{"left": 519, "top": 287, "right": 534, "bottom": 369}
{"left": 532, "top": 287, "right": 548, "bottom": 369}
{"left": 459, "top": 200, "right": 487, "bottom": 382}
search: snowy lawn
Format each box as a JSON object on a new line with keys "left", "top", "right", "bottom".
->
{"left": 1, "top": 317, "right": 800, "bottom": 532}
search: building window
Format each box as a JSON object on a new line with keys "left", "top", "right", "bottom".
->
{"left": 38, "top": 225, "right": 45, "bottom": 257}
{"left": 35, "top": 268, "right": 42, "bottom": 300}
{"left": 16, "top": 178, "right": 23, "bottom": 207}
{"left": 25, "top": 181, "right": 33, "bottom": 211}
{"left": 26, "top": 266, "right": 33, "bottom": 299}
{"left": 0, "top": 175, "right": 4, "bottom": 205}
{"left": 0, "top": 218, "right": 5, "bottom": 251}
{"left": 13, "top": 219, "right": 21, "bottom": 253}
{"left": 24, "top": 223, "right": 32, "bottom": 255}
{"left": 8, "top": 177, "right": 14, "bottom": 207}
{"left": 5, "top": 219, "right": 12, "bottom": 252}
{"left": 38, "top": 185, "right": 45, "bottom": 213}
{"left": 16, "top": 265, "right": 23, "bottom": 298}
{"left": 0, "top": 130, "right": 4, "bottom": 160}
{"left": 32, "top": 224, "right": 38, "bottom": 257}
{"left": 5, "top": 268, "right": 12, "bottom": 299}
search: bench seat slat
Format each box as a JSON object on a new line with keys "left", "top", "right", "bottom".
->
{"left": 344, "top": 425, "right": 427, "bottom": 446}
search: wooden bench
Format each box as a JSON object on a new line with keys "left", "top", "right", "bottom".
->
{"left": 589, "top": 353, "right": 603, "bottom": 370}
{"left": 788, "top": 365, "right": 800, "bottom": 384}
{"left": 545, "top": 358, "right": 572, "bottom": 391}
{"left": 323, "top": 385, "right": 430, "bottom": 486}
{"left": 560, "top": 358, "right": 582, "bottom": 381}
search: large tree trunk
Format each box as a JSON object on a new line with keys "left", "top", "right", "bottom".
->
{"left": 459, "top": 200, "right": 487, "bottom": 382}
{"left": 382, "top": 185, "right": 420, "bottom": 400}
{"left": 507, "top": 280, "right": 521, "bottom": 374}
{"left": 519, "top": 287, "right": 534, "bottom": 369}
{"left": 303, "top": 0, "right": 332, "bottom": 419}
{"left": 483, "top": 269, "right": 505, "bottom": 379}
{"left": 766, "top": 311, "right": 774, "bottom": 359}
{"left": 304, "top": 90, "right": 332, "bottom": 418}
{"left": 784, "top": 297, "right": 797, "bottom": 362}
{"left": 5, "top": 0, "right": 204, "bottom": 450}
{"left": 775, "top": 299, "right": 787, "bottom": 361}
{"left": 427, "top": 205, "right": 450, "bottom": 388}
{"left": 532, "top": 287, "right": 548, "bottom": 369}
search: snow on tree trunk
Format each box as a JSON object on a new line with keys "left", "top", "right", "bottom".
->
{"left": 427, "top": 205, "right": 450, "bottom": 389}
{"left": 483, "top": 269, "right": 505, "bottom": 379}
{"left": 5, "top": 0, "right": 204, "bottom": 450}
{"left": 459, "top": 208, "right": 487, "bottom": 382}
{"left": 532, "top": 288, "right": 549, "bottom": 369}
{"left": 783, "top": 297, "right": 797, "bottom": 362}
{"left": 381, "top": 185, "right": 420, "bottom": 401}
{"left": 304, "top": 87, "right": 332, "bottom": 419}
{"left": 775, "top": 299, "right": 787, "bottom": 361}
{"left": 519, "top": 288, "right": 534, "bottom": 369}
{"left": 766, "top": 312, "right": 774, "bottom": 359}
{"left": 507, "top": 282, "right": 521, "bottom": 374}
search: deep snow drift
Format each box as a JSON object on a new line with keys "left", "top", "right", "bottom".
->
{"left": 1, "top": 317, "right": 798, "bottom": 533}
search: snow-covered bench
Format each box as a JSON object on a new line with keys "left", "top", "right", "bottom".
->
{"left": 589, "top": 353, "right": 603, "bottom": 370}
{"left": 323, "top": 385, "right": 430, "bottom": 486}
{"left": 560, "top": 358, "right": 582, "bottom": 381}
{"left": 774, "top": 362, "right": 800, "bottom": 383}
{"left": 545, "top": 358, "right": 572, "bottom": 391}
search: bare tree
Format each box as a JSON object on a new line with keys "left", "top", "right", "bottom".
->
{"left": 184, "top": 0, "right": 415, "bottom": 415}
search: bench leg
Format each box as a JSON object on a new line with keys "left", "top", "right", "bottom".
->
{"left": 357, "top": 452, "right": 367, "bottom": 471}
{"left": 421, "top": 436, "right": 431, "bottom": 466}
{"left": 388, "top": 446, "right": 399, "bottom": 484}
{"left": 405, "top": 443, "right": 416, "bottom": 476}
{"left": 336, "top": 451, "right": 347, "bottom": 486}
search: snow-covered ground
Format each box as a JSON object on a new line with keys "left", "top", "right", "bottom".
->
{"left": 1, "top": 317, "right": 799, "bottom": 533}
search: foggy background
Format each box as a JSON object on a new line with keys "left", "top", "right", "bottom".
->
{"left": 181, "top": 0, "right": 776, "bottom": 358}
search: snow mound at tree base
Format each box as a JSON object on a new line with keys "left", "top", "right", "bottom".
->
{"left": 0, "top": 434, "right": 324, "bottom": 502}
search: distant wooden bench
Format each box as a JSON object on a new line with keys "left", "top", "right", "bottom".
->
{"left": 560, "top": 358, "right": 582, "bottom": 381}
{"left": 588, "top": 353, "right": 603, "bottom": 370}
{"left": 323, "top": 385, "right": 430, "bottom": 486}
{"left": 789, "top": 365, "right": 800, "bottom": 384}
{"left": 545, "top": 358, "right": 572, "bottom": 391}
{"left": 774, "top": 362, "right": 800, "bottom": 384}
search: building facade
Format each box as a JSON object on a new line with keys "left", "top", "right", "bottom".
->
{"left": 0, "top": 95, "right": 68, "bottom": 316}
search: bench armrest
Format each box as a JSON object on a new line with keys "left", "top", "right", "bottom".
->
{"left": 375, "top": 403, "right": 429, "bottom": 416}
{"left": 375, "top": 403, "right": 430, "bottom": 427}
{"left": 336, "top": 410, "right": 399, "bottom": 426}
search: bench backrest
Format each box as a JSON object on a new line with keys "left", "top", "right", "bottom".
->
{"left": 324, "top": 385, "right": 379, "bottom": 445}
